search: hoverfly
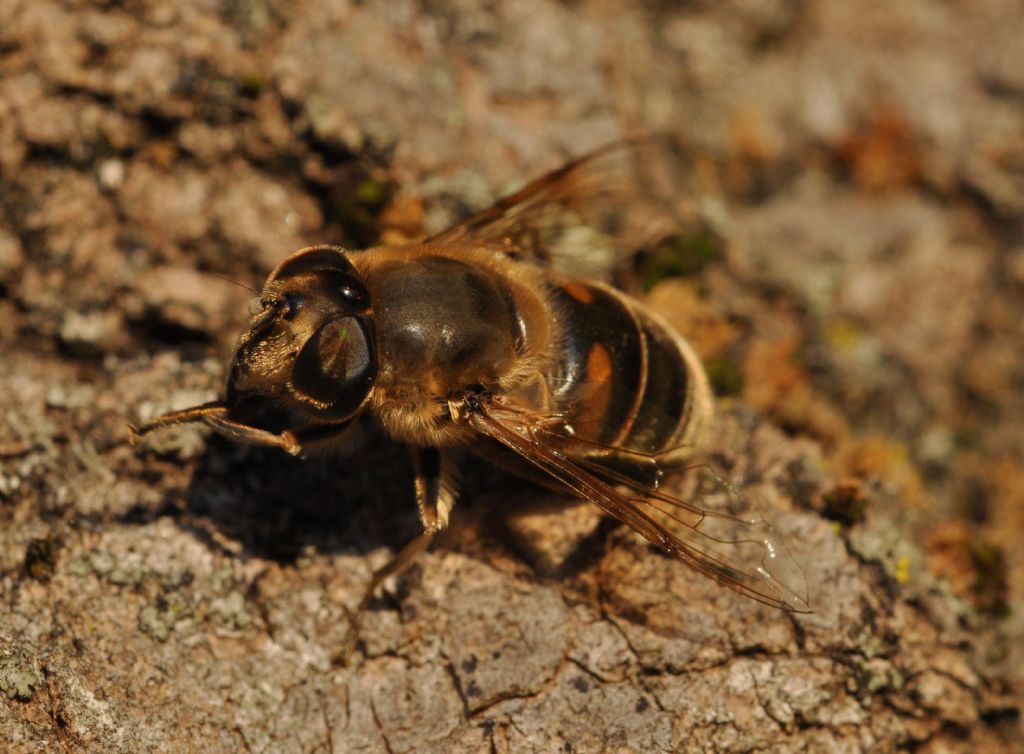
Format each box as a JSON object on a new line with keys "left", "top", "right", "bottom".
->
{"left": 131, "top": 140, "right": 809, "bottom": 643}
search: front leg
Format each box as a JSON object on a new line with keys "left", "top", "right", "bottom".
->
{"left": 130, "top": 402, "right": 303, "bottom": 455}
{"left": 131, "top": 404, "right": 359, "bottom": 457}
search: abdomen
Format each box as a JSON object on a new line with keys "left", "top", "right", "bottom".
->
{"left": 547, "top": 281, "right": 713, "bottom": 468}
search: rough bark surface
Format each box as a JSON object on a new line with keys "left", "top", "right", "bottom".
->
{"left": 1, "top": 1, "right": 1022, "bottom": 752}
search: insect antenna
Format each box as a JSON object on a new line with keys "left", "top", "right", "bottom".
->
{"left": 210, "top": 273, "right": 259, "bottom": 295}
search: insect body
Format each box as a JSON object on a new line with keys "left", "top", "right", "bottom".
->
{"left": 132, "top": 141, "right": 809, "bottom": 629}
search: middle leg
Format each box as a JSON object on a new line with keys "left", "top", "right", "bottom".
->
{"left": 340, "top": 446, "right": 459, "bottom": 662}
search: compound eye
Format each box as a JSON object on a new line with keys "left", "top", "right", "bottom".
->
{"left": 291, "top": 316, "right": 376, "bottom": 420}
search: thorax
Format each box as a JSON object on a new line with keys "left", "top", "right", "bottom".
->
{"left": 352, "top": 244, "right": 556, "bottom": 446}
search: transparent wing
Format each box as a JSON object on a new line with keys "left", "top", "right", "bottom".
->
{"left": 467, "top": 396, "right": 810, "bottom": 613}
{"left": 429, "top": 137, "right": 714, "bottom": 282}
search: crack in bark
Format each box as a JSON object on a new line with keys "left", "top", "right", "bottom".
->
{"left": 368, "top": 693, "right": 397, "bottom": 754}
{"left": 464, "top": 651, "right": 573, "bottom": 720}
{"left": 318, "top": 689, "right": 335, "bottom": 754}
{"left": 42, "top": 666, "right": 75, "bottom": 754}
{"left": 442, "top": 654, "right": 472, "bottom": 720}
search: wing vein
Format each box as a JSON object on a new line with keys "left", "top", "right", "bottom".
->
{"left": 468, "top": 399, "right": 810, "bottom": 613}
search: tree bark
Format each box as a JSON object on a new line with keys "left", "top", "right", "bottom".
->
{"left": 1, "top": 1, "right": 1021, "bottom": 752}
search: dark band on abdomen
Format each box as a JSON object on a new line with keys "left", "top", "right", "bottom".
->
{"left": 549, "top": 281, "right": 693, "bottom": 457}
{"left": 624, "top": 308, "right": 690, "bottom": 453}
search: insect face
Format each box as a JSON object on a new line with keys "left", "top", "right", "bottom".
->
{"left": 228, "top": 245, "right": 377, "bottom": 423}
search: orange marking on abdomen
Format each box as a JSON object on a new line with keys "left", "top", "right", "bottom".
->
{"left": 587, "top": 342, "right": 613, "bottom": 384}
{"left": 562, "top": 281, "right": 594, "bottom": 304}
{"left": 573, "top": 342, "right": 614, "bottom": 439}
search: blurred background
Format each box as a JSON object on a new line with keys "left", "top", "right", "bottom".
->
{"left": 1, "top": 1, "right": 1022, "bottom": 751}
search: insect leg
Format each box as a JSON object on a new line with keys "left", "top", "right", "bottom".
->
{"left": 130, "top": 403, "right": 302, "bottom": 455}
{"left": 129, "top": 402, "right": 227, "bottom": 438}
{"left": 197, "top": 412, "right": 302, "bottom": 455}
{"left": 360, "top": 447, "right": 458, "bottom": 605}
{"left": 339, "top": 447, "right": 457, "bottom": 664}
{"left": 411, "top": 446, "right": 459, "bottom": 533}
{"left": 357, "top": 529, "right": 437, "bottom": 613}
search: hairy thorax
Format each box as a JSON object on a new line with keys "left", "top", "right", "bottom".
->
{"left": 354, "top": 244, "right": 556, "bottom": 447}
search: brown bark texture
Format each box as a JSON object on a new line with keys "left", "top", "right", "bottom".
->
{"left": 1, "top": 1, "right": 1023, "bottom": 752}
